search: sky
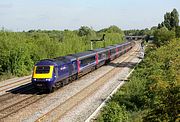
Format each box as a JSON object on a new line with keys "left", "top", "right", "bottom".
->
{"left": 0, "top": 0, "right": 180, "bottom": 31}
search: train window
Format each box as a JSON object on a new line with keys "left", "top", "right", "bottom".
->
{"left": 98, "top": 53, "right": 106, "bottom": 60}
{"left": 36, "top": 66, "right": 50, "bottom": 74}
{"left": 80, "top": 56, "right": 95, "bottom": 67}
{"left": 110, "top": 49, "right": 116, "bottom": 54}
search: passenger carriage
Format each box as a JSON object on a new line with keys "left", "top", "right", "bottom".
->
{"left": 70, "top": 51, "right": 97, "bottom": 77}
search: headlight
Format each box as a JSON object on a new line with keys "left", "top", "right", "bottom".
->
{"left": 46, "top": 79, "right": 51, "bottom": 81}
{"left": 34, "top": 78, "right": 36, "bottom": 81}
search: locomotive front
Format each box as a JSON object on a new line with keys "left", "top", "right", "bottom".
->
{"left": 32, "top": 60, "right": 56, "bottom": 91}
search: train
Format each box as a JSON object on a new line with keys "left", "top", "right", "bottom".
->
{"left": 31, "top": 41, "right": 135, "bottom": 92}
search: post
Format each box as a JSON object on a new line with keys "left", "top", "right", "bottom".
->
{"left": 103, "top": 40, "right": 105, "bottom": 47}
{"left": 91, "top": 41, "right": 93, "bottom": 50}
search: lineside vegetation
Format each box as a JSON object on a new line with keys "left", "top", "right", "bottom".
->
{"left": 0, "top": 26, "right": 124, "bottom": 80}
{"left": 97, "top": 38, "right": 180, "bottom": 122}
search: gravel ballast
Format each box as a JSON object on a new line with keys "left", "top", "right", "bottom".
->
{"left": 59, "top": 50, "right": 141, "bottom": 122}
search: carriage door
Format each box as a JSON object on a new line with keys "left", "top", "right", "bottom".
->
{"left": 68, "top": 63, "right": 73, "bottom": 76}
{"left": 72, "top": 61, "right": 77, "bottom": 75}
{"left": 54, "top": 67, "right": 59, "bottom": 80}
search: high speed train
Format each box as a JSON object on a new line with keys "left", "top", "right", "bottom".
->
{"left": 32, "top": 41, "right": 135, "bottom": 92}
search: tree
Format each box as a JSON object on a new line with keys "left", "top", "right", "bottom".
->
{"left": 151, "top": 26, "right": 158, "bottom": 31}
{"left": 170, "top": 9, "right": 179, "bottom": 28}
{"left": 163, "top": 8, "right": 179, "bottom": 30}
{"left": 175, "top": 26, "right": 180, "bottom": 38}
{"left": 78, "top": 26, "right": 95, "bottom": 36}
{"left": 99, "top": 25, "right": 123, "bottom": 34}
{"left": 153, "top": 27, "right": 175, "bottom": 47}
{"left": 164, "top": 12, "right": 172, "bottom": 30}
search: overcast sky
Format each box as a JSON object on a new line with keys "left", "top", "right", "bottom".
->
{"left": 0, "top": 0, "right": 180, "bottom": 31}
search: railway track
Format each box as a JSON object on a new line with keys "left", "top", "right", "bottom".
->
{"left": 85, "top": 53, "right": 142, "bottom": 122}
{"left": 0, "top": 90, "right": 47, "bottom": 120}
{"left": 0, "top": 78, "right": 46, "bottom": 120}
{"left": 35, "top": 42, "right": 140, "bottom": 122}
{"left": 0, "top": 76, "right": 31, "bottom": 94}
{"left": 0, "top": 84, "right": 34, "bottom": 104}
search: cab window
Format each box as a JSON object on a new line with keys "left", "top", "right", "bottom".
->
{"left": 36, "top": 66, "right": 50, "bottom": 74}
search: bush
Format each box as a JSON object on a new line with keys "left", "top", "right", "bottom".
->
{"left": 175, "top": 26, "right": 180, "bottom": 38}
{"left": 97, "top": 102, "right": 128, "bottom": 122}
{"left": 153, "top": 27, "right": 175, "bottom": 47}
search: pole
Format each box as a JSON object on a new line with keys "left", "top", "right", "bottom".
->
{"left": 91, "top": 41, "right": 93, "bottom": 50}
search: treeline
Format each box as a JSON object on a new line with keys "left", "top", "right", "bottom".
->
{"left": 124, "top": 28, "right": 154, "bottom": 36}
{"left": 97, "top": 9, "right": 180, "bottom": 122}
{"left": 0, "top": 25, "right": 124, "bottom": 80}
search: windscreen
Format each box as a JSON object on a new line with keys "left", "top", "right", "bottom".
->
{"left": 35, "top": 66, "right": 50, "bottom": 74}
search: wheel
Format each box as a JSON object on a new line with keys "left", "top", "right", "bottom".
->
{"left": 73, "top": 74, "right": 78, "bottom": 80}
{"left": 60, "top": 81, "right": 65, "bottom": 87}
{"left": 60, "top": 79, "right": 68, "bottom": 87}
{"left": 91, "top": 66, "right": 96, "bottom": 71}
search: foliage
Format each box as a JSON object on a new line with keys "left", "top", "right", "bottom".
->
{"left": 143, "top": 39, "right": 180, "bottom": 122}
{"left": 159, "top": 8, "right": 179, "bottom": 30}
{"left": 97, "top": 39, "right": 180, "bottom": 122}
{"left": 154, "top": 9, "right": 180, "bottom": 47}
{"left": 99, "top": 25, "right": 124, "bottom": 34}
{"left": 0, "top": 32, "right": 34, "bottom": 76}
{"left": 175, "top": 26, "right": 180, "bottom": 38}
{"left": 0, "top": 26, "right": 124, "bottom": 79}
{"left": 97, "top": 102, "right": 128, "bottom": 122}
{"left": 124, "top": 28, "right": 154, "bottom": 36}
{"left": 153, "top": 27, "right": 176, "bottom": 47}
{"left": 78, "top": 26, "right": 96, "bottom": 38}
